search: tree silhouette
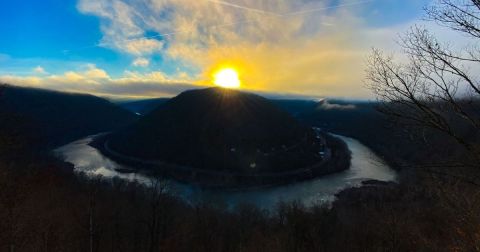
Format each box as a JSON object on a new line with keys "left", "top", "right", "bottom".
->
{"left": 366, "top": 0, "right": 480, "bottom": 173}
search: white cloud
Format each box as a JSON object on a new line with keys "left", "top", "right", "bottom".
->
{"left": 84, "top": 64, "right": 110, "bottom": 79}
{"left": 33, "top": 66, "right": 47, "bottom": 75}
{"left": 132, "top": 57, "right": 150, "bottom": 67}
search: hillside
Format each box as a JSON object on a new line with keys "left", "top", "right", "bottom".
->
{"left": 0, "top": 84, "right": 138, "bottom": 150}
{"left": 270, "top": 99, "right": 318, "bottom": 118}
{"left": 117, "top": 97, "right": 170, "bottom": 115}
{"left": 109, "top": 88, "right": 328, "bottom": 173}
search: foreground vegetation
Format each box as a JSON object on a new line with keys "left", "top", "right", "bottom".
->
{"left": 1, "top": 151, "right": 480, "bottom": 252}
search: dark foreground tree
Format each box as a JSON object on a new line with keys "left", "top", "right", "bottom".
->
{"left": 366, "top": 3, "right": 480, "bottom": 248}
{"left": 366, "top": 0, "right": 480, "bottom": 176}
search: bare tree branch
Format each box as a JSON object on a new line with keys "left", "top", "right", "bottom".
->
{"left": 366, "top": 1, "right": 480, "bottom": 172}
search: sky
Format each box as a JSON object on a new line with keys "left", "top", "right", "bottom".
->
{"left": 0, "top": 0, "right": 432, "bottom": 99}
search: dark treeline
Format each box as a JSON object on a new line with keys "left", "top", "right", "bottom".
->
{"left": 1, "top": 152, "right": 479, "bottom": 252}
{"left": 91, "top": 132, "right": 351, "bottom": 189}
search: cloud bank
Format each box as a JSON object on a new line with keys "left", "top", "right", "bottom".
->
{"left": 0, "top": 64, "right": 198, "bottom": 98}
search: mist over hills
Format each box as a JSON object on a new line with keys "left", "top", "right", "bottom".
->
{"left": 117, "top": 94, "right": 365, "bottom": 119}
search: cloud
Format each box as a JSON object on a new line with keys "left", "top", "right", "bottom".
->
{"left": 75, "top": 0, "right": 408, "bottom": 98}
{"left": 132, "top": 57, "right": 150, "bottom": 67}
{"left": 33, "top": 66, "right": 47, "bottom": 75}
{"left": 0, "top": 65, "right": 200, "bottom": 98}
{"left": 317, "top": 99, "right": 357, "bottom": 110}
{"left": 124, "top": 39, "right": 164, "bottom": 56}
{"left": 84, "top": 64, "right": 110, "bottom": 79}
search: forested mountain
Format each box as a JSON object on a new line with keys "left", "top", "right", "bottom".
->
{"left": 0, "top": 84, "right": 137, "bottom": 150}
{"left": 109, "top": 88, "right": 326, "bottom": 173}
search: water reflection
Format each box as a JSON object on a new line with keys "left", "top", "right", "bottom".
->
{"left": 55, "top": 134, "right": 396, "bottom": 210}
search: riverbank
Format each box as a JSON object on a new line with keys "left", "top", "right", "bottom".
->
{"left": 56, "top": 133, "right": 395, "bottom": 209}
{"left": 89, "top": 132, "right": 352, "bottom": 189}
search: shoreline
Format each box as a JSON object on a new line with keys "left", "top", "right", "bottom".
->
{"left": 89, "top": 132, "right": 352, "bottom": 189}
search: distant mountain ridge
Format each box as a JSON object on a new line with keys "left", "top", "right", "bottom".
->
{"left": 117, "top": 98, "right": 170, "bottom": 115}
{"left": 117, "top": 96, "right": 362, "bottom": 120}
{"left": 117, "top": 96, "right": 322, "bottom": 117}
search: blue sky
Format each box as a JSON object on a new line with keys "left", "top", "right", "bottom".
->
{"left": 0, "top": 0, "right": 115, "bottom": 73}
{"left": 0, "top": 0, "right": 431, "bottom": 98}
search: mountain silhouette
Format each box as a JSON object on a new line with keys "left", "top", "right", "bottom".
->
{"left": 109, "top": 88, "right": 323, "bottom": 173}
{"left": 0, "top": 84, "right": 137, "bottom": 149}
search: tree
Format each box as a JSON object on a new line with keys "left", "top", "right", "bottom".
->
{"left": 366, "top": 0, "right": 480, "bottom": 173}
{"left": 145, "top": 175, "right": 170, "bottom": 252}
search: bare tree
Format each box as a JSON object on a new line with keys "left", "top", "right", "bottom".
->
{"left": 145, "top": 175, "right": 170, "bottom": 252}
{"left": 366, "top": 0, "right": 480, "bottom": 173}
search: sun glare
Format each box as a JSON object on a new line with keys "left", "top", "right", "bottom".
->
{"left": 213, "top": 68, "right": 241, "bottom": 89}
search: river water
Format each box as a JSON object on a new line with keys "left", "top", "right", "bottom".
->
{"left": 55, "top": 134, "right": 396, "bottom": 211}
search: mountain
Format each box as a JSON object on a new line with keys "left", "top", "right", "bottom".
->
{"left": 117, "top": 98, "right": 170, "bottom": 115}
{"left": 0, "top": 84, "right": 138, "bottom": 150}
{"left": 270, "top": 99, "right": 318, "bottom": 118}
{"left": 109, "top": 88, "right": 324, "bottom": 173}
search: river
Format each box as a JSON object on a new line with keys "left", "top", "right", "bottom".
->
{"left": 54, "top": 134, "right": 396, "bottom": 211}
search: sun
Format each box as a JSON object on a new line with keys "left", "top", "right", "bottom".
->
{"left": 213, "top": 68, "right": 241, "bottom": 89}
